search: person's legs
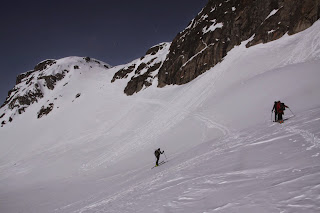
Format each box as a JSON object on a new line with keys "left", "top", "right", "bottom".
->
{"left": 278, "top": 113, "right": 283, "bottom": 122}
{"left": 156, "top": 156, "right": 159, "bottom": 166}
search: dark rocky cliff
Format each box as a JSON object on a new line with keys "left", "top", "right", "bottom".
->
{"left": 157, "top": 0, "right": 320, "bottom": 87}
{"left": 111, "top": 42, "right": 170, "bottom": 95}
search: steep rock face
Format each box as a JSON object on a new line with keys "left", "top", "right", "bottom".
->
{"left": 111, "top": 42, "right": 170, "bottom": 95}
{"left": 157, "top": 0, "right": 320, "bottom": 87}
{"left": 37, "top": 103, "right": 54, "bottom": 119}
{"left": 0, "top": 57, "right": 111, "bottom": 127}
{"left": 15, "top": 60, "right": 57, "bottom": 84}
{"left": 1, "top": 59, "right": 58, "bottom": 110}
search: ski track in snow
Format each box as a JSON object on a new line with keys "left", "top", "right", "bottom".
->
{"left": 66, "top": 108, "right": 320, "bottom": 213}
{"left": 79, "top": 57, "right": 230, "bottom": 172}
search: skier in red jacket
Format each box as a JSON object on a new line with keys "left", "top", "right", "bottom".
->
{"left": 276, "top": 101, "right": 288, "bottom": 123}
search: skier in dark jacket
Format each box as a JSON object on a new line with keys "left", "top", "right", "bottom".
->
{"left": 272, "top": 101, "right": 279, "bottom": 122}
{"left": 154, "top": 148, "right": 164, "bottom": 167}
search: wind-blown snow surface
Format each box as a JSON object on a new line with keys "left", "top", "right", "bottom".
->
{"left": 1, "top": 21, "right": 320, "bottom": 213}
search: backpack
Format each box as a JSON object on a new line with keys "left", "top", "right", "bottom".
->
{"left": 154, "top": 150, "right": 160, "bottom": 157}
{"left": 276, "top": 102, "right": 281, "bottom": 112}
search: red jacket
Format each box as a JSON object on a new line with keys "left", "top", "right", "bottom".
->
{"left": 277, "top": 102, "right": 288, "bottom": 113}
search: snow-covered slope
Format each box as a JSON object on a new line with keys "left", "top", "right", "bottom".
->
{"left": 0, "top": 20, "right": 320, "bottom": 213}
{"left": 0, "top": 56, "right": 111, "bottom": 126}
{"left": 64, "top": 108, "right": 320, "bottom": 213}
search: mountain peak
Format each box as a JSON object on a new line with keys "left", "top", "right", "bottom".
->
{"left": 0, "top": 56, "right": 111, "bottom": 127}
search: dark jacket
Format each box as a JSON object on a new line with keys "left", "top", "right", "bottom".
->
{"left": 154, "top": 149, "right": 163, "bottom": 158}
{"left": 278, "top": 102, "right": 288, "bottom": 114}
{"left": 272, "top": 101, "right": 279, "bottom": 113}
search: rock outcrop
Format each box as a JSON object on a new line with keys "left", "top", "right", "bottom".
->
{"left": 157, "top": 0, "right": 320, "bottom": 87}
{"left": 37, "top": 103, "right": 54, "bottom": 119}
{"left": 111, "top": 42, "right": 170, "bottom": 95}
{"left": 109, "top": 0, "right": 319, "bottom": 92}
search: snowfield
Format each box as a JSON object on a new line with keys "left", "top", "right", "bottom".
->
{"left": 0, "top": 20, "right": 320, "bottom": 213}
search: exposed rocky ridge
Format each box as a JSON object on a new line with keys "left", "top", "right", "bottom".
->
{"left": 37, "top": 103, "right": 54, "bottom": 119}
{"left": 157, "top": 0, "right": 320, "bottom": 87}
{"left": 16, "top": 60, "right": 57, "bottom": 84}
{"left": 109, "top": 0, "right": 319, "bottom": 92}
{"left": 124, "top": 62, "right": 162, "bottom": 95}
{"left": 38, "top": 72, "right": 67, "bottom": 90}
{"left": 1, "top": 57, "right": 111, "bottom": 127}
{"left": 111, "top": 42, "right": 170, "bottom": 95}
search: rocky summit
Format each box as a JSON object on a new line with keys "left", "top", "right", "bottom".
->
{"left": 157, "top": 0, "right": 320, "bottom": 87}
{"left": 111, "top": 42, "right": 170, "bottom": 95}
{"left": 0, "top": 57, "right": 110, "bottom": 126}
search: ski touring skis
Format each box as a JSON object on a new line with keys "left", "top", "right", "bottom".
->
{"left": 151, "top": 160, "right": 166, "bottom": 169}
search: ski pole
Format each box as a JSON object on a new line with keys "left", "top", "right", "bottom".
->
{"left": 288, "top": 107, "right": 295, "bottom": 116}
{"left": 271, "top": 111, "right": 273, "bottom": 122}
{"left": 163, "top": 151, "right": 168, "bottom": 161}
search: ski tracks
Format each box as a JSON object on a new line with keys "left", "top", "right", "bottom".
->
{"left": 62, "top": 108, "right": 320, "bottom": 213}
{"left": 79, "top": 52, "right": 230, "bottom": 172}
{"left": 193, "top": 113, "right": 230, "bottom": 137}
{"left": 286, "top": 126, "right": 320, "bottom": 150}
{"left": 283, "top": 108, "right": 320, "bottom": 151}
